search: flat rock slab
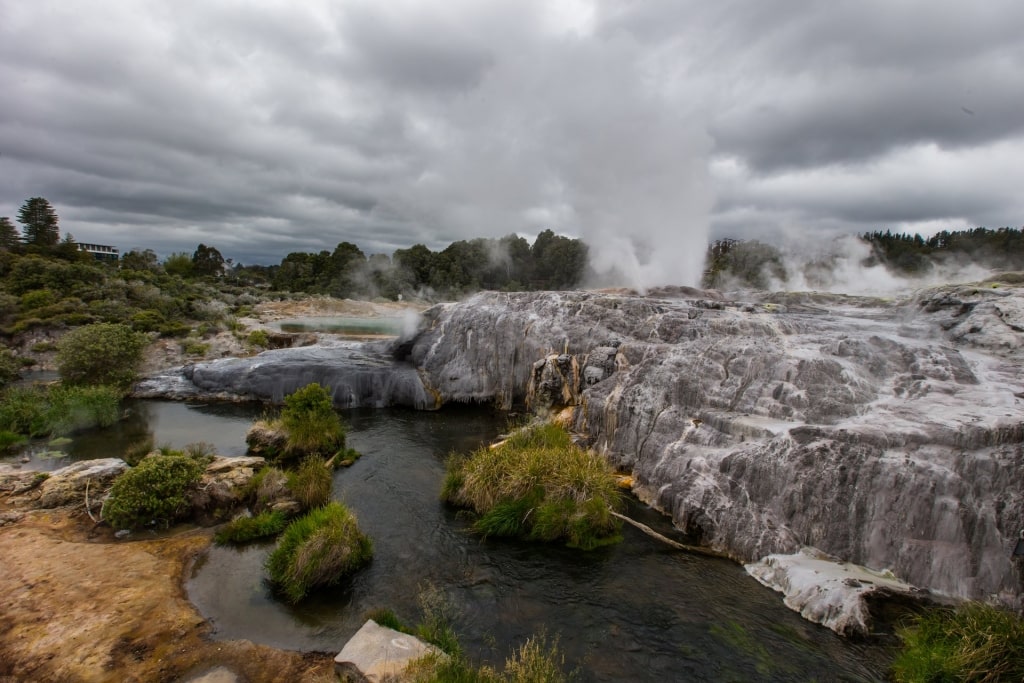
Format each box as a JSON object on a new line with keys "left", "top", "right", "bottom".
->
{"left": 181, "top": 666, "right": 239, "bottom": 683}
{"left": 335, "top": 619, "right": 441, "bottom": 681}
{"left": 745, "top": 546, "right": 927, "bottom": 636}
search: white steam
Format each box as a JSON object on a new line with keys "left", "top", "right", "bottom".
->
{"left": 767, "top": 235, "right": 995, "bottom": 296}
{"left": 390, "top": 5, "right": 714, "bottom": 290}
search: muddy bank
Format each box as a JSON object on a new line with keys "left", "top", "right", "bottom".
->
{"left": 0, "top": 502, "right": 334, "bottom": 682}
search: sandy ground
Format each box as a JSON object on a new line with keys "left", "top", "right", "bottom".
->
{"left": 0, "top": 507, "right": 335, "bottom": 683}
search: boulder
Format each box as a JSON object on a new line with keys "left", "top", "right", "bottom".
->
{"left": 335, "top": 620, "right": 442, "bottom": 682}
{"left": 37, "top": 459, "right": 128, "bottom": 509}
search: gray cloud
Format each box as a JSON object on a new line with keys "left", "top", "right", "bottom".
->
{"left": 0, "top": 0, "right": 1022, "bottom": 283}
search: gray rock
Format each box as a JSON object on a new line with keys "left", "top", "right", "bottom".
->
{"left": 335, "top": 619, "right": 442, "bottom": 681}
{"left": 37, "top": 458, "right": 128, "bottom": 509}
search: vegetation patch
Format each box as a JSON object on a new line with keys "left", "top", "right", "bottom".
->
{"left": 286, "top": 457, "right": 332, "bottom": 510}
{"left": 102, "top": 455, "right": 206, "bottom": 530}
{"left": 0, "top": 384, "right": 121, "bottom": 438}
{"left": 215, "top": 510, "right": 288, "bottom": 545}
{"left": 246, "top": 383, "right": 353, "bottom": 464}
{"left": 442, "top": 422, "right": 622, "bottom": 550}
{"left": 891, "top": 603, "right": 1024, "bottom": 682}
{"left": 56, "top": 323, "right": 147, "bottom": 390}
{"left": 265, "top": 501, "right": 372, "bottom": 603}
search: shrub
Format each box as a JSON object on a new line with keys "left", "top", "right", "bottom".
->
{"left": 0, "top": 385, "right": 53, "bottom": 436}
{"left": 181, "top": 339, "right": 209, "bottom": 356}
{"left": 0, "top": 346, "right": 23, "bottom": 387}
{"left": 214, "top": 510, "right": 288, "bottom": 545}
{"left": 56, "top": 322, "right": 147, "bottom": 390}
{"left": 247, "top": 329, "right": 270, "bottom": 348}
{"left": 891, "top": 603, "right": 1024, "bottom": 682}
{"left": 287, "top": 457, "right": 332, "bottom": 510}
{"left": 442, "top": 422, "right": 622, "bottom": 550}
{"left": 102, "top": 455, "right": 206, "bottom": 530}
{"left": 280, "top": 382, "right": 345, "bottom": 459}
{"left": 265, "top": 502, "right": 372, "bottom": 603}
{"left": 130, "top": 309, "right": 165, "bottom": 332}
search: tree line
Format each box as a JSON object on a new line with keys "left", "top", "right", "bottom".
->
{"left": 2, "top": 197, "right": 589, "bottom": 299}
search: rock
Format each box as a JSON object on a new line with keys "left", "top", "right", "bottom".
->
{"left": 0, "top": 511, "right": 24, "bottom": 526}
{"left": 335, "top": 619, "right": 442, "bottom": 681}
{"left": 188, "top": 456, "right": 267, "bottom": 519}
{"left": 745, "top": 547, "right": 927, "bottom": 636}
{"left": 244, "top": 422, "right": 287, "bottom": 458}
{"left": 36, "top": 459, "right": 128, "bottom": 509}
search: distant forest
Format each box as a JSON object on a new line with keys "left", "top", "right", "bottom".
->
{"left": 702, "top": 227, "right": 1024, "bottom": 290}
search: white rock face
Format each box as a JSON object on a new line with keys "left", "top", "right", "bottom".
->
{"left": 407, "top": 283, "right": 1024, "bottom": 611}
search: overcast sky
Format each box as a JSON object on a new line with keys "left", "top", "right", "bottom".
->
{"left": 2, "top": 1, "right": 1022, "bottom": 285}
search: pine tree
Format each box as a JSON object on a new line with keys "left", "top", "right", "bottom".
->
{"left": 0, "top": 217, "right": 19, "bottom": 250}
{"left": 17, "top": 197, "right": 60, "bottom": 247}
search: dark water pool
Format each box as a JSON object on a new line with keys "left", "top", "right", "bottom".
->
{"left": 185, "top": 408, "right": 894, "bottom": 682}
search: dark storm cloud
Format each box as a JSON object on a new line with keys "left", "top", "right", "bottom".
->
{"left": 0, "top": 0, "right": 1022, "bottom": 281}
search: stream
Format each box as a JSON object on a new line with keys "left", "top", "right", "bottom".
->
{"left": 4, "top": 400, "right": 895, "bottom": 680}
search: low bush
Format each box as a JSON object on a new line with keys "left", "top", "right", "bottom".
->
{"left": 181, "top": 339, "right": 209, "bottom": 356}
{"left": 891, "top": 602, "right": 1024, "bottom": 682}
{"left": 265, "top": 501, "right": 372, "bottom": 603}
{"left": 56, "top": 322, "right": 147, "bottom": 390}
{"left": 442, "top": 422, "right": 622, "bottom": 550}
{"left": 102, "top": 454, "right": 206, "bottom": 530}
{"left": 287, "top": 457, "right": 332, "bottom": 510}
{"left": 247, "top": 329, "right": 270, "bottom": 348}
{"left": 215, "top": 510, "right": 288, "bottom": 545}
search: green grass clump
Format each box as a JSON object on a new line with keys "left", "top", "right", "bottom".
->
{"left": 247, "top": 329, "right": 270, "bottom": 348}
{"left": 442, "top": 422, "right": 622, "bottom": 550}
{"left": 287, "top": 456, "right": 332, "bottom": 510}
{"left": 215, "top": 510, "right": 288, "bottom": 545}
{"left": 102, "top": 454, "right": 206, "bottom": 530}
{"left": 892, "top": 603, "right": 1024, "bottom": 682}
{"left": 281, "top": 382, "right": 346, "bottom": 456}
{"left": 265, "top": 502, "right": 372, "bottom": 603}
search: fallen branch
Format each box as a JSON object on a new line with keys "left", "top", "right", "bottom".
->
{"left": 609, "top": 510, "right": 730, "bottom": 559}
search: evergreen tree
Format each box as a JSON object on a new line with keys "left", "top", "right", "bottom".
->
{"left": 17, "top": 197, "right": 60, "bottom": 247}
{"left": 0, "top": 217, "right": 19, "bottom": 250}
{"left": 191, "top": 243, "right": 225, "bottom": 277}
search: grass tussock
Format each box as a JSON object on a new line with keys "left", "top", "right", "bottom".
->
{"left": 405, "top": 632, "right": 575, "bottom": 683}
{"left": 287, "top": 456, "right": 333, "bottom": 510}
{"left": 442, "top": 422, "right": 622, "bottom": 550}
{"left": 891, "top": 602, "right": 1024, "bottom": 682}
{"left": 265, "top": 501, "right": 372, "bottom": 604}
{"left": 245, "top": 465, "right": 289, "bottom": 511}
{"left": 215, "top": 510, "right": 288, "bottom": 545}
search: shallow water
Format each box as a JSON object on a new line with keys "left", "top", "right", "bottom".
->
{"left": 186, "top": 408, "right": 894, "bottom": 682}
